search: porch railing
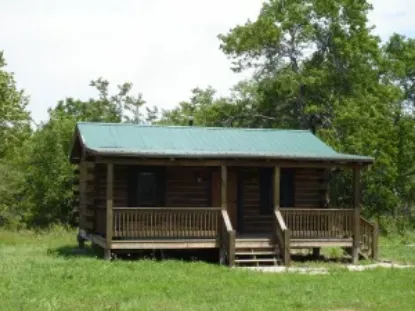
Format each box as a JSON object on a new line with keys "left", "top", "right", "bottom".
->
{"left": 113, "top": 207, "right": 221, "bottom": 239}
{"left": 360, "top": 217, "right": 379, "bottom": 260}
{"left": 280, "top": 208, "right": 354, "bottom": 239}
{"left": 274, "top": 210, "right": 290, "bottom": 266}
{"left": 220, "top": 210, "right": 236, "bottom": 267}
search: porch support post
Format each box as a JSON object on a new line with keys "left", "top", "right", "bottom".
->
{"left": 221, "top": 166, "right": 227, "bottom": 210}
{"left": 273, "top": 167, "right": 280, "bottom": 211}
{"left": 352, "top": 167, "right": 361, "bottom": 264}
{"left": 105, "top": 163, "right": 114, "bottom": 260}
{"left": 221, "top": 165, "right": 234, "bottom": 267}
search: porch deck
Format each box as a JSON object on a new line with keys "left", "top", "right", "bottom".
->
{"left": 79, "top": 207, "right": 378, "bottom": 265}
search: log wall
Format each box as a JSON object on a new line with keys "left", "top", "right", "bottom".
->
{"left": 83, "top": 164, "right": 329, "bottom": 236}
{"left": 294, "top": 168, "right": 328, "bottom": 208}
{"left": 92, "top": 165, "right": 212, "bottom": 236}
{"left": 240, "top": 167, "right": 329, "bottom": 233}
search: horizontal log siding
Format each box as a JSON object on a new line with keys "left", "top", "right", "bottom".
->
{"left": 93, "top": 165, "right": 211, "bottom": 237}
{"left": 241, "top": 168, "right": 273, "bottom": 233}
{"left": 90, "top": 164, "right": 329, "bottom": 237}
{"left": 165, "top": 167, "right": 210, "bottom": 207}
{"left": 94, "top": 163, "right": 107, "bottom": 236}
{"left": 241, "top": 168, "right": 328, "bottom": 233}
{"left": 293, "top": 168, "right": 327, "bottom": 208}
{"left": 77, "top": 162, "right": 96, "bottom": 232}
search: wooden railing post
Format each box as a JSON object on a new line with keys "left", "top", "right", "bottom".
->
{"left": 352, "top": 167, "right": 361, "bottom": 264}
{"left": 105, "top": 163, "right": 113, "bottom": 260}
{"left": 284, "top": 229, "right": 291, "bottom": 266}
{"left": 228, "top": 230, "right": 236, "bottom": 267}
{"left": 220, "top": 166, "right": 235, "bottom": 266}
{"left": 372, "top": 222, "right": 379, "bottom": 260}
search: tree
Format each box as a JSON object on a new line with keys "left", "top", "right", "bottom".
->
{"left": 20, "top": 79, "right": 148, "bottom": 226}
{"left": 0, "top": 52, "right": 31, "bottom": 227}
{"left": 381, "top": 34, "right": 415, "bottom": 225}
{"left": 0, "top": 51, "right": 31, "bottom": 158}
{"left": 219, "top": 0, "right": 384, "bottom": 130}
{"left": 159, "top": 84, "right": 266, "bottom": 127}
{"left": 217, "top": 0, "right": 404, "bottom": 219}
{"left": 159, "top": 87, "right": 233, "bottom": 126}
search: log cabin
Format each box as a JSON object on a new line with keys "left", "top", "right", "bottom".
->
{"left": 70, "top": 122, "right": 378, "bottom": 266}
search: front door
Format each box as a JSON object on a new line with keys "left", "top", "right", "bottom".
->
{"left": 211, "top": 167, "right": 295, "bottom": 233}
{"left": 237, "top": 168, "right": 295, "bottom": 234}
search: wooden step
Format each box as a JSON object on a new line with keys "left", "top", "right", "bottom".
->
{"left": 235, "top": 241, "right": 273, "bottom": 246}
{"left": 234, "top": 240, "right": 282, "bottom": 266}
{"left": 235, "top": 258, "right": 277, "bottom": 263}
{"left": 235, "top": 251, "right": 276, "bottom": 256}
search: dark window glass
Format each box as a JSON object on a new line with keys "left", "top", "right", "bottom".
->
{"left": 128, "top": 167, "right": 165, "bottom": 207}
{"left": 137, "top": 172, "right": 157, "bottom": 206}
{"left": 260, "top": 168, "right": 273, "bottom": 214}
{"left": 280, "top": 168, "right": 294, "bottom": 207}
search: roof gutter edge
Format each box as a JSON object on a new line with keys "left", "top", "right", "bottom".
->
{"left": 85, "top": 148, "right": 374, "bottom": 165}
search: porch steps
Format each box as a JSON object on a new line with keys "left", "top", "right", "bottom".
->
{"left": 235, "top": 251, "right": 275, "bottom": 256}
{"left": 234, "top": 237, "right": 282, "bottom": 266}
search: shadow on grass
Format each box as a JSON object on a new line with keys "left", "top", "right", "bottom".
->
{"left": 49, "top": 244, "right": 219, "bottom": 264}
{"left": 48, "top": 244, "right": 102, "bottom": 258}
{"left": 114, "top": 249, "right": 220, "bottom": 264}
{"left": 291, "top": 254, "right": 352, "bottom": 264}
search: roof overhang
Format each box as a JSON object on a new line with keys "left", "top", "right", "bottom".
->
{"left": 69, "top": 123, "right": 375, "bottom": 167}
{"left": 85, "top": 148, "right": 374, "bottom": 167}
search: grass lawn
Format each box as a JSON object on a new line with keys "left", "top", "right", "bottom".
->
{"left": 1, "top": 228, "right": 415, "bottom": 311}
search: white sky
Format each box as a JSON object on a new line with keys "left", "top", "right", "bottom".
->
{"left": 1, "top": 0, "right": 414, "bottom": 122}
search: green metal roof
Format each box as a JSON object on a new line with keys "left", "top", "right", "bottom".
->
{"left": 73, "top": 122, "right": 374, "bottom": 163}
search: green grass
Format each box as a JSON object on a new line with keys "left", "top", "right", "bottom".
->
{"left": 289, "top": 231, "right": 415, "bottom": 268}
{"left": 379, "top": 232, "right": 415, "bottom": 264}
{"left": 1, "top": 228, "right": 415, "bottom": 311}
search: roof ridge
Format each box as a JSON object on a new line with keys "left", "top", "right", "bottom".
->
{"left": 76, "top": 122, "right": 311, "bottom": 132}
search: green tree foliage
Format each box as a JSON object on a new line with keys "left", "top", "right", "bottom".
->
{"left": 381, "top": 34, "right": 415, "bottom": 224}
{"left": 4, "top": 79, "right": 147, "bottom": 226}
{"left": 161, "top": 0, "right": 415, "bottom": 227}
{"left": 159, "top": 86, "right": 236, "bottom": 126}
{"left": 159, "top": 83, "right": 277, "bottom": 127}
{"left": 0, "top": 52, "right": 31, "bottom": 157}
{"left": 0, "top": 52, "right": 31, "bottom": 226}
{"left": 217, "top": 0, "right": 412, "bottom": 221}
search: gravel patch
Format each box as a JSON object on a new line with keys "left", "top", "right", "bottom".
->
{"left": 241, "top": 263, "right": 415, "bottom": 274}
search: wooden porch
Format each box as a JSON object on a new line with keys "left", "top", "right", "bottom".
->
{"left": 76, "top": 158, "right": 378, "bottom": 266}
{"left": 79, "top": 205, "right": 378, "bottom": 266}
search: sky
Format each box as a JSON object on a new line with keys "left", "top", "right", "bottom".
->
{"left": 1, "top": 0, "right": 414, "bottom": 122}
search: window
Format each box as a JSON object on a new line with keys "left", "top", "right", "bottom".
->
{"left": 280, "top": 168, "right": 294, "bottom": 207}
{"left": 260, "top": 168, "right": 273, "bottom": 214}
{"left": 137, "top": 173, "right": 157, "bottom": 206}
{"left": 128, "top": 167, "right": 165, "bottom": 207}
